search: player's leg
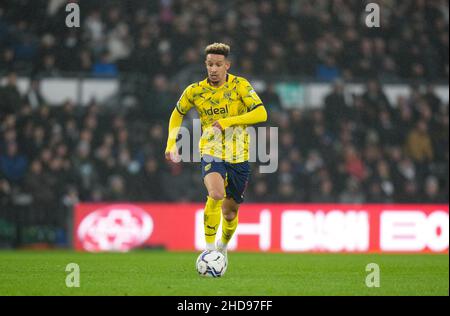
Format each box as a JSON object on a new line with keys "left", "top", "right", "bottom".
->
{"left": 217, "top": 161, "right": 250, "bottom": 253}
{"left": 204, "top": 172, "right": 225, "bottom": 201}
{"left": 203, "top": 169, "right": 226, "bottom": 251}
{"left": 219, "top": 197, "right": 239, "bottom": 249}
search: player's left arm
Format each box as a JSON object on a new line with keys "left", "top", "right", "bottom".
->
{"left": 215, "top": 105, "right": 267, "bottom": 130}
{"left": 214, "top": 79, "right": 267, "bottom": 130}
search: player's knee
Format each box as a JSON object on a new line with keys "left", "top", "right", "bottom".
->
{"left": 223, "top": 212, "right": 237, "bottom": 221}
{"left": 208, "top": 190, "right": 224, "bottom": 201}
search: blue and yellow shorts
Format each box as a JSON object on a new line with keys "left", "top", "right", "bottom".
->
{"left": 201, "top": 155, "right": 251, "bottom": 204}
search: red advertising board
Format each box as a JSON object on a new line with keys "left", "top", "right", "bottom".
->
{"left": 74, "top": 203, "right": 449, "bottom": 253}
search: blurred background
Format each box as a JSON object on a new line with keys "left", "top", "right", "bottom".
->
{"left": 0, "top": 0, "right": 448, "bottom": 248}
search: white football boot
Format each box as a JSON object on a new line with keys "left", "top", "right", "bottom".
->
{"left": 216, "top": 240, "right": 228, "bottom": 259}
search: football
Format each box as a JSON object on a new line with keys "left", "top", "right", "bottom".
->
{"left": 196, "top": 250, "right": 227, "bottom": 278}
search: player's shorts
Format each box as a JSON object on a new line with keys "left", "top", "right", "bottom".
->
{"left": 201, "top": 155, "right": 251, "bottom": 204}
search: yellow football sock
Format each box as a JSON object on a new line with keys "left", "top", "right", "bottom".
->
{"left": 204, "top": 196, "right": 223, "bottom": 248}
{"left": 221, "top": 213, "right": 238, "bottom": 245}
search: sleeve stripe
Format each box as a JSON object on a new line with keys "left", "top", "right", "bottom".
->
{"left": 176, "top": 105, "right": 186, "bottom": 115}
{"left": 250, "top": 103, "right": 263, "bottom": 111}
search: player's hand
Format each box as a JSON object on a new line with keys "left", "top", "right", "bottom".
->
{"left": 212, "top": 121, "right": 224, "bottom": 131}
{"left": 165, "top": 150, "right": 181, "bottom": 163}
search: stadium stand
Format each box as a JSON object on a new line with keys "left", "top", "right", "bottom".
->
{"left": 0, "top": 0, "right": 448, "bottom": 245}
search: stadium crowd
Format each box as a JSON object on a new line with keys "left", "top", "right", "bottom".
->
{"left": 1, "top": 73, "right": 448, "bottom": 215}
{"left": 0, "top": 0, "right": 449, "bottom": 243}
{"left": 0, "top": 0, "right": 449, "bottom": 81}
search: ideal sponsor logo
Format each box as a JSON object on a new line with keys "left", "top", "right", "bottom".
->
{"left": 203, "top": 105, "right": 229, "bottom": 116}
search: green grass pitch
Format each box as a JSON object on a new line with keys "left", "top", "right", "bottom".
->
{"left": 0, "top": 251, "right": 447, "bottom": 296}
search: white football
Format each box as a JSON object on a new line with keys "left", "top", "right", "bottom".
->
{"left": 196, "top": 250, "right": 227, "bottom": 278}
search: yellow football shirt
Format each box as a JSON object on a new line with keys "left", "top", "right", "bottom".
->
{"left": 176, "top": 74, "right": 263, "bottom": 163}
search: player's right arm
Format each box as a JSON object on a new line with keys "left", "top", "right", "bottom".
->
{"left": 165, "top": 108, "right": 184, "bottom": 161}
{"left": 164, "top": 85, "right": 195, "bottom": 161}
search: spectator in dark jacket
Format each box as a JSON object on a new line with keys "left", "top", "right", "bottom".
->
{"left": 0, "top": 142, "right": 28, "bottom": 184}
{"left": 324, "top": 79, "right": 349, "bottom": 133}
{"left": 0, "top": 72, "right": 22, "bottom": 115}
{"left": 25, "top": 79, "right": 46, "bottom": 110}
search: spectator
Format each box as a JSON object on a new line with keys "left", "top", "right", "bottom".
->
{"left": 339, "top": 177, "right": 366, "bottom": 204}
{"left": 37, "top": 54, "right": 60, "bottom": 77}
{"left": 133, "top": 158, "right": 166, "bottom": 201}
{"left": 367, "top": 160, "right": 395, "bottom": 202}
{"left": 367, "top": 182, "right": 392, "bottom": 203}
{"left": 0, "top": 142, "right": 28, "bottom": 184}
{"left": 363, "top": 79, "right": 391, "bottom": 109}
{"left": 23, "top": 160, "right": 55, "bottom": 222}
{"left": 0, "top": 49, "right": 15, "bottom": 74}
{"left": 0, "top": 72, "right": 22, "bottom": 115}
{"left": 277, "top": 183, "right": 297, "bottom": 203}
{"left": 316, "top": 56, "right": 341, "bottom": 82}
{"left": 249, "top": 181, "right": 273, "bottom": 203}
{"left": 141, "top": 74, "right": 176, "bottom": 119}
{"left": 92, "top": 52, "right": 118, "bottom": 77}
{"left": 259, "top": 83, "right": 283, "bottom": 113}
{"left": 324, "top": 79, "right": 349, "bottom": 132}
{"left": 311, "top": 179, "right": 336, "bottom": 203}
{"left": 405, "top": 120, "right": 434, "bottom": 163}
{"left": 398, "top": 180, "right": 421, "bottom": 203}
{"left": 343, "top": 146, "right": 367, "bottom": 182}
{"left": 423, "top": 176, "right": 445, "bottom": 203}
{"left": 25, "top": 79, "right": 46, "bottom": 110}
{"left": 0, "top": 178, "right": 11, "bottom": 208}
{"left": 105, "top": 175, "right": 128, "bottom": 201}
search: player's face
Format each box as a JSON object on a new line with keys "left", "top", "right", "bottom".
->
{"left": 205, "top": 54, "right": 230, "bottom": 86}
